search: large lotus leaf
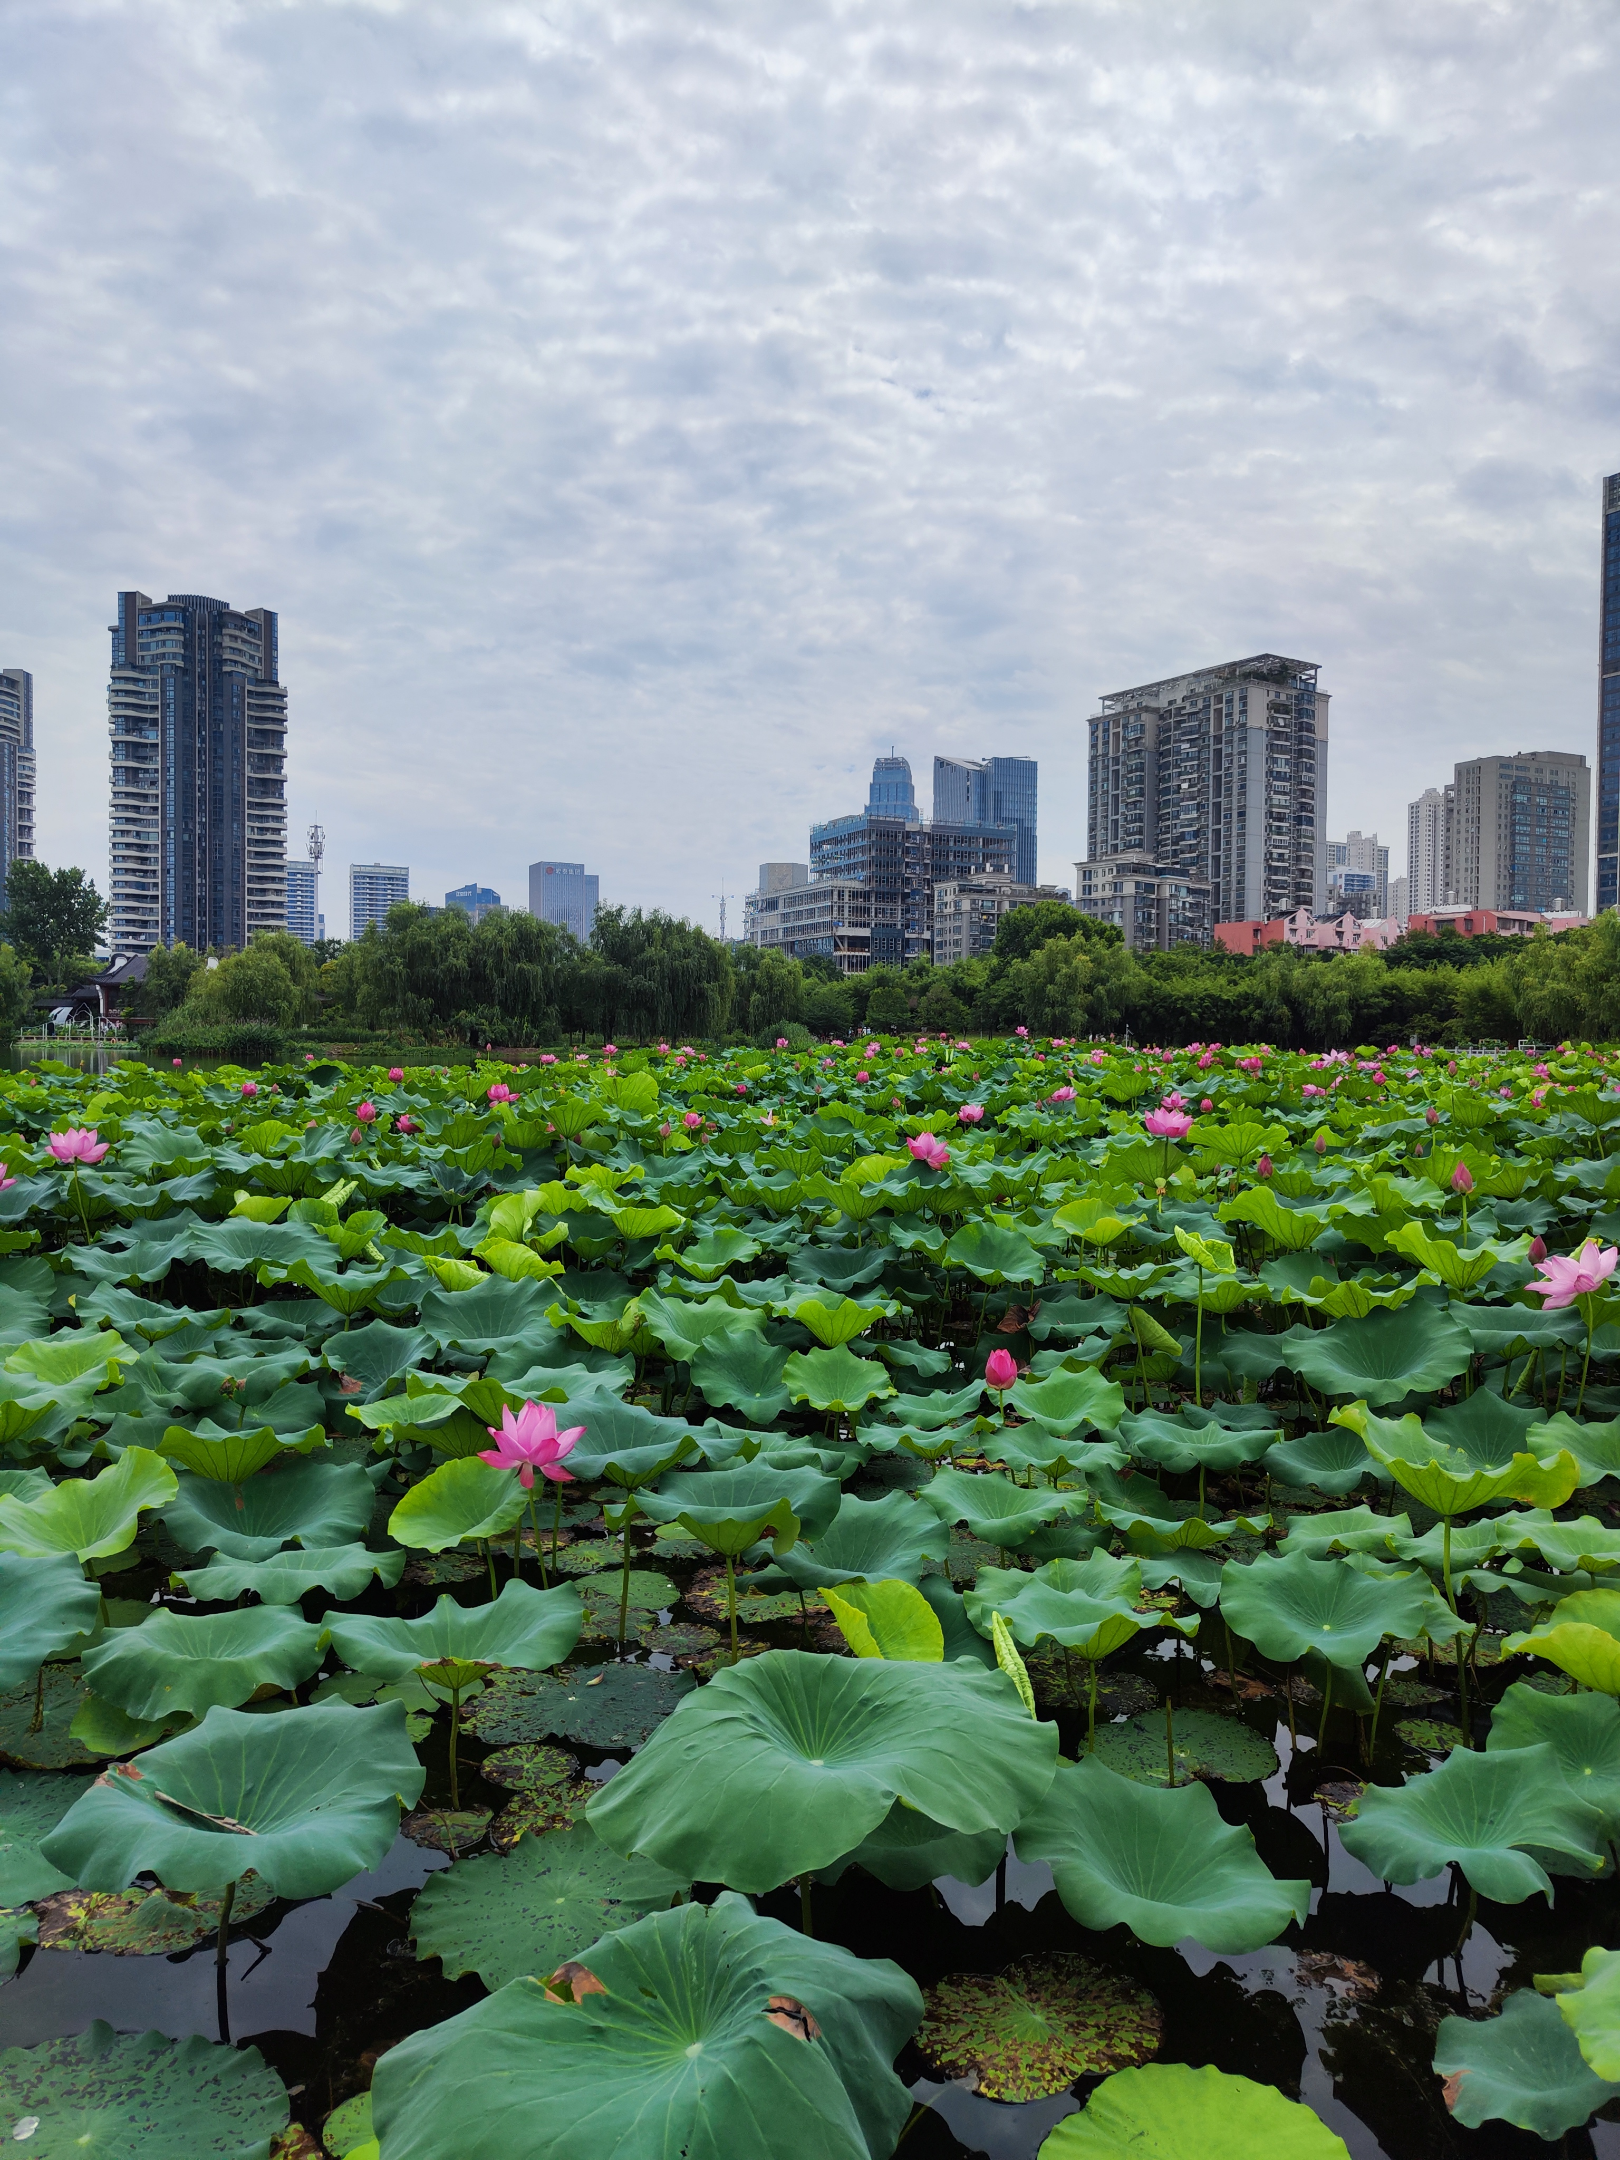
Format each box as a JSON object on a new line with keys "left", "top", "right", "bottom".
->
{"left": 1340, "top": 1742, "right": 1604, "bottom": 1902}
{"left": 965, "top": 1561, "right": 1159, "bottom": 1660}
{"left": 1261, "top": 1428, "right": 1382, "bottom": 1496}
{"left": 0, "top": 1448, "right": 177, "bottom": 1563}
{"left": 1505, "top": 1591, "right": 1620, "bottom": 1693}
{"left": 778, "top": 1292, "right": 894, "bottom": 1348}
{"left": 1008, "top": 1367, "right": 1125, "bottom": 1438}
{"left": 1278, "top": 1305, "right": 1472, "bottom": 1406}
{"left": 0, "top": 2021, "right": 289, "bottom": 2160}
{"left": 80, "top": 1604, "right": 326, "bottom": 1722}
{"left": 1539, "top": 1946, "right": 1620, "bottom": 2081}
{"left": 323, "top": 1320, "right": 433, "bottom": 1392}
{"left": 1497, "top": 1512, "right": 1620, "bottom": 1577}
{"left": 1043, "top": 2062, "right": 1349, "bottom": 2159}
{"left": 1527, "top": 1412, "right": 1620, "bottom": 1487}
{"left": 411, "top": 1821, "right": 689, "bottom": 1989}
{"left": 815, "top": 1796, "right": 1006, "bottom": 1893}
{"left": 389, "top": 1457, "right": 528, "bottom": 1553}
{"left": 672, "top": 1224, "right": 762, "bottom": 1279}
{"left": 564, "top": 1404, "right": 704, "bottom": 1486}
{"left": 0, "top": 1663, "right": 98, "bottom": 1769}
{"left": 372, "top": 1895, "right": 924, "bottom": 2160}
{"left": 1120, "top": 1409, "right": 1272, "bottom": 1475}
{"left": 820, "top": 1580, "right": 944, "bottom": 1660}
{"left": 163, "top": 1460, "right": 376, "bottom": 1560}
{"left": 1014, "top": 1755, "right": 1309, "bottom": 1952}
{"left": 175, "top": 1542, "right": 408, "bottom": 1604}
{"left": 157, "top": 1421, "right": 329, "bottom": 1482}
{"left": 771, "top": 1492, "right": 950, "bottom": 1592}
{"left": 780, "top": 1345, "right": 897, "bottom": 1416}
{"left": 688, "top": 1334, "right": 792, "bottom": 1425}
{"left": 1219, "top": 1186, "right": 1329, "bottom": 1252}
{"left": 5, "top": 1329, "right": 130, "bottom": 1386}
{"left": 0, "top": 1769, "right": 95, "bottom": 1901}
{"left": 1434, "top": 1986, "right": 1620, "bottom": 2138}
{"left": 588, "top": 1650, "right": 1057, "bottom": 1893}
{"left": 463, "top": 1663, "right": 696, "bottom": 1751}
{"left": 637, "top": 1463, "right": 841, "bottom": 1558}
{"left": 919, "top": 1467, "right": 1082, "bottom": 1549}
{"left": 1219, "top": 1549, "right": 1432, "bottom": 1670}
{"left": 637, "top": 1289, "right": 769, "bottom": 1362}
{"left": 870, "top": 1381, "right": 987, "bottom": 1432}
{"left": 1488, "top": 1684, "right": 1620, "bottom": 1838}
{"left": 1332, "top": 1401, "right": 1580, "bottom": 1519}
{"left": 1276, "top": 1503, "right": 1411, "bottom": 1559}
{"left": 328, "top": 1580, "right": 583, "bottom": 1681}
{"left": 1089, "top": 1709, "right": 1279, "bottom": 1788}
{"left": 0, "top": 1552, "right": 103, "bottom": 1687}
{"left": 42, "top": 1699, "right": 424, "bottom": 1897}
{"left": 945, "top": 1221, "right": 1046, "bottom": 1286}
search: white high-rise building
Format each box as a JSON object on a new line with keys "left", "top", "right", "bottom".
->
{"left": 1406, "top": 786, "right": 1453, "bottom": 914}
{"left": 1326, "top": 830, "right": 1389, "bottom": 917}
{"left": 0, "top": 669, "right": 37, "bottom": 890}
{"left": 1389, "top": 874, "right": 1409, "bottom": 925}
{"left": 350, "top": 863, "right": 408, "bottom": 939}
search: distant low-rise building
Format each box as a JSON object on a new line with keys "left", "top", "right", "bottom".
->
{"left": 1404, "top": 906, "right": 1588, "bottom": 939}
{"left": 742, "top": 863, "right": 809, "bottom": 943}
{"left": 1326, "top": 830, "right": 1389, "bottom": 917}
{"left": 445, "top": 883, "right": 503, "bottom": 924}
{"left": 1215, "top": 911, "right": 1402, "bottom": 953}
{"left": 1074, "top": 851, "right": 1211, "bottom": 951}
{"left": 750, "top": 878, "right": 872, "bottom": 974}
{"left": 932, "top": 876, "right": 1071, "bottom": 964}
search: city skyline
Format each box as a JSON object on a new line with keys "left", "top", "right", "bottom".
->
{"left": 2, "top": 8, "right": 1617, "bottom": 935}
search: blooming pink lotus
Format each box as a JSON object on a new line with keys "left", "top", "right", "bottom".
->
{"left": 172, "top": 1058, "right": 183, "bottom": 1069}
{"left": 957, "top": 1104, "right": 984, "bottom": 1124}
{"left": 683, "top": 1111, "right": 703, "bottom": 1130}
{"left": 1161, "top": 1091, "right": 1186, "bottom": 1110}
{"left": 355, "top": 1102, "right": 378, "bottom": 1124}
{"left": 397, "top": 1115, "right": 418, "bottom": 1135}
{"left": 985, "top": 1348, "right": 1018, "bottom": 1392}
{"left": 241, "top": 1080, "right": 258, "bottom": 1098}
{"left": 1143, "top": 1107, "right": 1192, "bottom": 1141}
{"left": 1047, "top": 1086, "right": 1076, "bottom": 1103}
{"left": 1015, "top": 1026, "right": 1029, "bottom": 1039}
{"left": 48, "top": 1129, "right": 108, "bottom": 1166}
{"left": 539, "top": 1054, "right": 557, "bottom": 1065}
{"left": 479, "top": 1400, "right": 585, "bottom": 1488}
{"left": 855, "top": 1070, "right": 869, "bottom": 1083}
{"left": 603, "top": 1044, "right": 618, "bottom": 1057}
{"left": 908, "top": 1133, "right": 950, "bottom": 1169}
{"left": 775, "top": 1037, "right": 789, "bottom": 1049}
{"left": 1527, "top": 1241, "right": 1619, "bottom": 1309}
{"left": 488, "top": 1083, "right": 514, "bottom": 1104}
{"left": 389, "top": 1068, "right": 404, "bottom": 1083}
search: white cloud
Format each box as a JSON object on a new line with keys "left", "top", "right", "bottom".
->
{"left": 2, "top": 0, "right": 1617, "bottom": 927}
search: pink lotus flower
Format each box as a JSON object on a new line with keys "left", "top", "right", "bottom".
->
{"left": 48, "top": 1129, "right": 108, "bottom": 1166}
{"left": 1162, "top": 1091, "right": 1186, "bottom": 1110}
{"left": 1048, "top": 1086, "right": 1076, "bottom": 1103}
{"left": 172, "top": 1057, "right": 183, "bottom": 1068}
{"left": 1143, "top": 1108, "right": 1192, "bottom": 1141}
{"left": 856, "top": 1070, "right": 869, "bottom": 1082}
{"left": 389, "top": 1067, "right": 404, "bottom": 1082}
{"left": 1451, "top": 1162, "right": 1474, "bottom": 1194}
{"left": 775, "top": 1037, "right": 789, "bottom": 1049}
{"left": 1200, "top": 1098, "right": 1213, "bottom": 1113}
{"left": 479, "top": 1399, "right": 585, "bottom": 1489}
{"left": 539, "top": 1054, "right": 557, "bottom": 1065}
{"left": 1256, "top": 1155, "right": 1273, "bottom": 1178}
{"left": 908, "top": 1133, "right": 951, "bottom": 1168}
{"left": 1315, "top": 1134, "right": 1328, "bottom": 1155}
{"left": 659, "top": 1121, "right": 672, "bottom": 1137}
{"left": 1527, "top": 1242, "right": 1619, "bottom": 1309}
{"left": 355, "top": 1102, "right": 377, "bottom": 1123}
{"left": 1425, "top": 1104, "right": 1439, "bottom": 1126}
{"left": 397, "top": 1115, "right": 418, "bottom": 1135}
{"left": 734, "top": 1082, "right": 748, "bottom": 1096}
{"left": 241, "top": 1080, "right": 258, "bottom": 1098}
{"left": 958, "top": 1104, "right": 984, "bottom": 1124}
{"left": 1015, "top": 1026, "right": 1029, "bottom": 1038}
{"left": 683, "top": 1111, "right": 703, "bottom": 1130}
{"left": 305, "top": 1054, "right": 315, "bottom": 1063}
{"left": 985, "top": 1349, "right": 1018, "bottom": 1392}
{"left": 603, "top": 1044, "right": 618, "bottom": 1057}
{"left": 349, "top": 1129, "right": 363, "bottom": 1144}
{"left": 488, "top": 1083, "right": 514, "bottom": 1104}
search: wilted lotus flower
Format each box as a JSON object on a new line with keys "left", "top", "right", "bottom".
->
{"left": 985, "top": 1348, "right": 1018, "bottom": 1393}
{"left": 908, "top": 1133, "right": 950, "bottom": 1169}
{"left": 48, "top": 1129, "right": 108, "bottom": 1166}
{"left": 480, "top": 1400, "right": 585, "bottom": 1489}
{"left": 1526, "top": 1241, "right": 1619, "bottom": 1309}
{"left": 958, "top": 1104, "right": 984, "bottom": 1124}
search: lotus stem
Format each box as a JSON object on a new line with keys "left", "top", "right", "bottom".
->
{"left": 215, "top": 1877, "right": 237, "bottom": 2046}
{"left": 726, "top": 1554, "right": 739, "bottom": 1666}
{"left": 799, "top": 1873, "right": 813, "bottom": 1937}
{"left": 529, "top": 1492, "right": 548, "bottom": 1589}
{"left": 1441, "top": 1518, "right": 1456, "bottom": 1613}
{"left": 1317, "top": 1665, "right": 1334, "bottom": 1752}
{"left": 1579, "top": 1305, "right": 1595, "bottom": 1416}
{"left": 1193, "top": 1270, "right": 1203, "bottom": 1410}
{"left": 552, "top": 1481, "right": 563, "bottom": 1569}
{"left": 29, "top": 1665, "right": 44, "bottom": 1736}
{"left": 448, "top": 1682, "right": 462, "bottom": 1808}
{"left": 511, "top": 1520, "right": 522, "bottom": 1579}
{"left": 618, "top": 1510, "right": 634, "bottom": 1654}
{"left": 1165, "top": 1694, "right": 1176, "bottom": 1787}
{"left": 483, "top": 1541, "right": 497, "bottom": 1601}
{"left": 1368, "top": 1646, "right": 1391, "bottom": 1757}
{"left": 1086, "top": 1660, "right": 1098, "bottom": 1751}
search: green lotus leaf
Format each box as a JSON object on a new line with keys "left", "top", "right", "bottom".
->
{"left": 41, "top": 1699, "right": 426, "bottom": 1897}
{"left": 34, "top": 1874, "right": 276, "bottom": 1955}
{"left": 0, "top": 1448, "right": 177, "bottom": 1564}
{"left": 1218, "top": 1185, "right": 1329, "bottom": 1251}
{"left": 1088, "top": 1708, "right": 1279, "bottom": 1788}
{"left": 1120, "top": 1408, "right": 1274, "bottom": 1475}
{"left": 322, "top": 1320, "right": 433, "bottom": 1392}
{"left": 0, "top": 1907, "right": 36, "bottom": 1979}
{"left": 388, "top": 1458, "right": 528, "bottom": 1553}
{"left": 1279, "top": 1305, "right": 1473, "bottom": 1407}
{"left": 918, "top": 1952, "right": 1162, "bottom": 2104}
{"left": 1538, "top": 1946, "right": 1620, "bottom": 2081}
{"left": 411, "top": 1820, "right": 688, "bottom": 1990}
{"left": 328, "top": 1580, "right": 583, "bottom": 1681}
{"left": 778, "top": 1293, "right": 893, "bottom": 1347}
{"left": 1488, "top": 1683, "right": 1620, "bottom": 1837}
{"left": 164, "top": 1460, "right": 377, "bottom": 1561}
{"left": 1219, "top": 1549, "right": 1432, "bottom": 1669}
{"left": 5, "top": 1329, "right": 129, "bottom": 1386}
{"left": 814, "top": 1796, "right": 1007, "bottom": 1893}
{"left": 1340, "top": 1742, "right": 1604, "bottom": 1901}
{"left": 157, "top": 1421, "right": 330, "bottom": 1482}
{"left": 1173, "top": 1225, "right": 1237, "bottom": 1275}
{"left": 1505, "top": 1591, "right": 1620, "bottom": 1694}
{"left": 1276, "top": 1504, "right": 1411, "bottom": 1558}
{"left": 0, "top": 2022, "right": 289, "bottom": 2160}
{"left": 780, "top": 1345, "right": 897, "bottom": 1416}
{"left": 637, "top": 1463, "right": 840, "bottom": 1559}
{"left": 673, "top": 1224, "right": 763, "bottom": 1279}
{"left": 0, "top": 1552, "right": 103, "bottom": 1688}
{"left": 919, "top": 1468, "right": 1083, "bottom": 1549}
{"left": 1014, "top": 1755, "right": 1309, "bottom": 1951}
{"left": 1043, "top": 2062, "right": 1349, "bottom": 2159}
{"left": 273, "top": 1257, "right": 410, "bottom": 1316}
{"left": 588, "top": 1649, "right": 1057, "bottom": 1893}
{"left": 1434, "top": 1986, "right": 1620, "bottom": 2137}
{"left": 945, "top": 1221, "right": 1046, "bottom": 1286}
{"left": 81, "top": 1605, "right": 327, "bottom": 1721}
{"left": 1261, "top": 1428, "right": 1381, "bottom": 1496}
{"left": 770, "top": 1492, "right": 950, "bottom": 1593}
{"left": 966, "top": 1560, "right": 1166, "bottom": 1661}
{"left": 0, "top": 1663, "right": 98, "bottom": 1769}
{"left": 634, "top": 1289, "right": 763, "bottom": 1362}
{"left": 1497, "top": 1512, "right": 1620, "bottom": 1577}
{"left": 70, "top": 1690, "right": 193, "bottom": 1759}
{"left": 1387, "top": 1220, "right": 1529, "bottom": 1294}
{"left": 1008, "top": 1366, "right": 1125, "bottom": 1438}
{"left": 462, "top": 1663, "right": 696, "bottom": 1751}
{"left": 1526, "top": 1413, "right": 1620, "bottom": 1488}
{"left": 687, "top": 1334, "right": 792, "bottom": 1426}
{"left": 1331, "top": 1402, "right": 1580, "bottom": 1519}
{"left": 174, "top": 1543, "right": 407, "bottom": 1604}
{"left": 372, "top": 1895, "right": 924, "bottom": 2160}
{"left": 0, "top": 1769, "right": 95, "bottom": 1902}
{"left": 820, "top": 1579, "right": 944, "bottom": 1660}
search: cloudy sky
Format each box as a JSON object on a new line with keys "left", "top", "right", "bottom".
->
{"left": 3, "top": 0, "right": 1617, "bottom": 934}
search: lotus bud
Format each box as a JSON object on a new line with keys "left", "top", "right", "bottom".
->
{"left": 1425, "top": 1104, "right": 1439, "bottom": 1126}
{"left": 1314, "top": 1134, "right": 1327, "bottom": 1154}
{"left": 1256, "top": 1155, "right": 1273, "bottom": 1178}
{"left": 1451, "top": 1162, "right": 1474, "bottom": 1194}
{"left": 1529, "top": 1236, "right": 1548, "bottom": 1263}
{"left": 985, "top": 1349, "right": 1018, "bottom": 1392}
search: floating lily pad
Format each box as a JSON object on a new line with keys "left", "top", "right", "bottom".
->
{"left": 649, "top": 1530, "right": 713, "bottom": 1560}
{"left": 0, "top": 1665, "right": 97, "bottom": 1768}
{"left": 401, "top": 1809, "right": 491, "bottom": 1856}
{"left": 460, "top": 1664, "right": 696, "bottom": 1752}
{"left": 1090, "top": 1708, "right": 1279, "bottom": 1788}
{"left": 645, "top": 1621, "right": 722, "bottom": 1658}
{"left": 410, "top": 1820, "right": 690, "bottom": 1990}
{"left": 551, "top": 1540, "right": 626, "bottom": 1576}
{"left": 0, "top": 1905, "right": 36, "bottom": 1980}
{"left": 478, "top": 1743, "right": 577, "bottom": 1793}
{"left": 574, "top": 1570, "right": 674, "bottom": 1617}
{"left": 1397, "top": 1720, "right": 1465, "bottom": 1757}
{"left": 0, "top": 1771, "right": 95, "bottom": 1903}
{"left": 403, "top": 1550, "right": 487, "bottom": 1586}
{"left": 0, "top": 2020, "right": 289, "bottom": 2156}
{"left": 1435, "top": 1986, "right": 1620, "bottom": 2139}
{"left": 686, "top": 1566, "right": 806, "bottom": 1627}
{"left": 917, "top": 1954, "right": 1162, "bottom": 2102}
{"left": 488, "top": 1783, "right": 595, "bottom": 1852}
{"left": 34, "top": 1875, "right": 275, "bottom": 1954}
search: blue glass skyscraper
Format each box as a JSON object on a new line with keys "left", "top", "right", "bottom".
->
{"left": 1599, "top": 472, "right": 1620, "bottom": 914}
{"left": 933, "top": 756, "right": 1038, "bottom": 883}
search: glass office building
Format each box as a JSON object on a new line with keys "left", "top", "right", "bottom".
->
{"left": 933, "top": 755, "right": 1038, "bottom": 884}
{"left": 529, "top": 861, "right": 599, "bottom": 941}
{"left": 1599, "top": 472, "right": 1620, "bottom": 914}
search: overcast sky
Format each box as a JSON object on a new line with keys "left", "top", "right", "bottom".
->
{"left": 3, "top": 0, "right": 1617, "bottom": 935}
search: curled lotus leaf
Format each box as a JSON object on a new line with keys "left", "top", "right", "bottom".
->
{"left": 1434, "top": 1986, "right": 1620, "bottom": 2139}
{"left": 0, "top": 1448, "right": 177, "bottom": 1563}
{"left": 0, "top": 2021, "right": 289, "bottom": 2159}
{"left": 1505, "top": 1591, "right": 1620, "bottom": 1694}
{"left": 1007, "top": 1367, "right": 1125, "bottom": 1438}
{"left": 814, "top": 1797, "right": 1007, "bottom": 1894}
{"left": 1277, "top": 1304, "right": 1473, "bottom": 1407}
{"left": 636, "top": 1462, "right": 841, "bottom": 1558}
{"left": 770, "top": 1492, "right": 950, "bottom": 1593}
{"left": 1262, "top": 1428, "right": 1383, "bottom": 1497}
{"left": 174, "top": 1543, "right": 407, "bottom": 1605}
{"left": 819, "top": 1579, "right": 943, "bottom": 1661}
{"left": 0, "top": 1552, "right": 103, "bottom": 1689}
{"left": 1331, "top": 1402, "right": 1580, "bottom": 1520}
{"left": 1340, "top": 1742, "right": 1605, "bottom": 1902}
{"left": 919, "top": 1468, "right": 1084, "bottom": 1550}
{"left": 1538, "top": 1946, "right": 1620, "bottom": 2082}
{"left": 1119, "top": 1409, "right": 1272, "bottom": 1475}
{"left": 388, "top": 1458, "right": 528, "bottom": 1554}
{"left": 917, "top": 1953, "right": 1162, "bottom": 2103}
{"left": 588, "top": 1649, "right": 1057, "bottom": 1894}
{"left": 81, "top": 1604, "right": 328, "bottom": 1721}
{"left": 328, "top": 1581, "right": 584, "bottom": 1681}
{"left": 966, "top": 1559, "right": 1171, "bottom": 1661}
{"left": 1042, "top": 2062, "right": 1350, "bottom": 2159}
{"left": 687, "top": 1334, "right": 793, "bottom": 1426}
{"left": 157, "top": 1421, "right": 330, "bottom": 1483}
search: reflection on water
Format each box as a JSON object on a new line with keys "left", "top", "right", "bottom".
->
{"left": 11, "top": 1041, "right": 130, "bottom": 1075}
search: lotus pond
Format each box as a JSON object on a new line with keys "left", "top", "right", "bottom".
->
{"left": 8, "top": 1036, "right": 1620, "bottom": 2156}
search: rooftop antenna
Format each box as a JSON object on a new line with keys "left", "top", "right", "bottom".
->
{"left": 712, "top": 888, "right": 732, "bottom": 941}
{"left": 307, "top": 823, "right": 325, "bottom": 943}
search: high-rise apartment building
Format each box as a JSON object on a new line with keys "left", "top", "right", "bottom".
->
{"left": 1599, "top": 472, "right": 1620, "bottom": 912}
{"left": 933, "top": 756, "right": 1039, "bottom": 884}
{"left": 286, "top": 860, "right": 323, "bottom": 944}
{"left": 742, "top": 863, "right": 809, "bottom": 943}
{"left": 1389, "top": 874, "right": 1409, "bottom": 924}
{"left": 350, "top": 863, "right": 408, "bottom": 938}
{"left": 1448, "top": 752, "right": 1590, "bottom": 914}
{"left": 1087, "top": 655, "right": 1328, "bottom": 923}
{"left": 107, "top": 592, "right": 287, "bottom": 955}
{"left": 811, "top": 758, "right": 1014, "bottom": 964}
{"left": 445, "top": 884, "right": 503, "bottom": 924}
{"left": 0, "top": 669, "right": 37, "bottom": 888}
{"left": 529, "top": 861, "right": 599, "bottom": 942}
{"left": 1326, "top": 830, "right": 1389, "bottom": 917}
{"left": 931, "top": 876, "right": 1070, "bottom": 963}
{"left": 1407, "top": 786, "right": 1452, "bottom": 914}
